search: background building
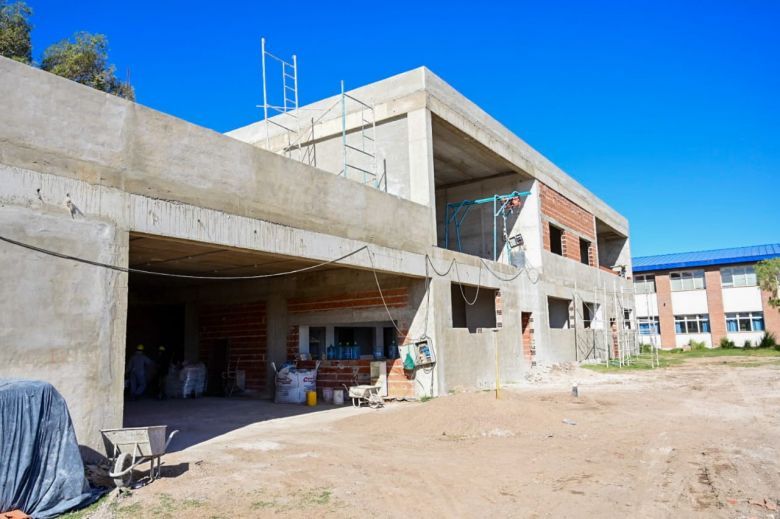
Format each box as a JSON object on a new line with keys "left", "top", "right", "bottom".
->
{"left": 632, "top": 244, "right": 780, "bottom": 348}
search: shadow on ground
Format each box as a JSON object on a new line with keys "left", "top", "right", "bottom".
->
{"left": 123, "top": 397, "right": 340, "bottom": 452}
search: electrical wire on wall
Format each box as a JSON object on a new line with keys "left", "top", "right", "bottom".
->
{"left": 0, "top": 235, "right": 370, "bottom": 281}
{"left": 0, "top": 232, "right": 543, "bottom": 400}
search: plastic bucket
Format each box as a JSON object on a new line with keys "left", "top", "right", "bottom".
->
{"left": 322, "top": 387, "right": 333, "bottom": 403}
{"left": 333, "top": 389, "right": 344, "bottom": 405}
{"left": 306, "top": 390, "right": 317, "bottom": 407}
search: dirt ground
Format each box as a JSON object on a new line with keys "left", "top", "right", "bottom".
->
{"left": 82, "top": 356, "right": 780, "bottom": 518}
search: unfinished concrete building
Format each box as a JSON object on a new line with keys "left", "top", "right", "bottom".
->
{"left": 0, "top": 55, "right": 634, "bottom": 455}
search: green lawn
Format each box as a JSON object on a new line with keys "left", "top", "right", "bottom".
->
{"left": 581, "top": 347, "right": 780, "bottom": 373}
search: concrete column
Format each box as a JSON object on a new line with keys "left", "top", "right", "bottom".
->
{"left": 266, "top": 291, "right": 287, "bottom": 396}
{"left": 704, "top": 268, "right": 726, "bottom": 346}
{"left": 298, "top": 325, "right": 310, "bottom": 354}
{"left": 655, "top": 273, "right": 676, "bottom": 348}
{"left": 407, "top": 108, "right": 437, "bottom": 245}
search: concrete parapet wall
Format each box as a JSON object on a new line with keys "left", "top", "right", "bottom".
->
{"left": 0, "top": 57, "right": 433, "bottom": 255}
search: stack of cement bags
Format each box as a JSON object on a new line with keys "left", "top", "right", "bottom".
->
{"left": 273, "top": 363, "right": 318, "bottom": 404}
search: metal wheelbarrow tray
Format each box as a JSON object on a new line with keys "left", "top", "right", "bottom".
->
{"left": 101, "top": 425, "right": 178, "bottom": 488}
{"left": 345, "top": 384, "right": 384, "bottom": 408}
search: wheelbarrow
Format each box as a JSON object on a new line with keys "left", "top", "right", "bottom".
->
{"left": 344, "top": 384, "right": 384, "bottom": 408}
{"left": 101, "top": 426, "right": 178, "bottom": 488}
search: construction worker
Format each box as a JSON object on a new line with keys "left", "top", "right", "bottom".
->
{"left": 155, "top": 345, "right": 171, "bottom": 400}
{"left": 127, "top": 344, "right": 154, "bottom": 399}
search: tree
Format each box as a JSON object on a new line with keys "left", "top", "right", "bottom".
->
{"left": 41, "top": 32, "right": 134, "bottom": 100}
{"left": 756, "top": 258, "right": 780, "bottom": 308}
{"left": 0, "top": 0, "right": 32, "bottom": 64}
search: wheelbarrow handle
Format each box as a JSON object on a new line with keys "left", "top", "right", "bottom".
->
{"left": 165, "top": 430, "right": 179, "bottom": 451}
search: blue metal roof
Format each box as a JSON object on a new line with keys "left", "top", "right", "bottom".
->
{"left": 632, "top": 243, "right": 780, "bottom": 273}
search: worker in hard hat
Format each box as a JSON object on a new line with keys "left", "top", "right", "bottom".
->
{"left": 155, "top": 345, "right": 171, "bottom": 400}
{"left": 126, "top": 344, "right": 154, "bottom": 399}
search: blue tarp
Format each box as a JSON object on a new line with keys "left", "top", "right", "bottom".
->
{"left": 0, "top": 380, "right": 102, "bottom": 518}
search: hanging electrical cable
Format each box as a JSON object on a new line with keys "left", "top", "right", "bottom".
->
{"left": 0, "top": 234, "right": 369, "bottom": 281}
{"left": 365, "top": 247, "right": 406, "bottom": 337}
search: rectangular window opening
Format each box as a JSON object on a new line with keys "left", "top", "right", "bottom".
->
{"left": 725, "top": 312, "right": 764, "bottom": 332}
{"left": 634, "top": 274, "right": 656, "bottom": 294}
{"left": 721, "top": 266, "right": 757, "bottom": 288}
{"left": 548, "top": 297, "right": 572, "bottom": 329}
{"left": 674, "top": 314, "right": 711, "bottom": 334}
{"left": 638, "top": 316, "right": 660, "bottom": 335}
{"left": 670, "top": 270, "right": 705, "bottom": 291}
{"left": 450, "top": 283, "right": 497, "bottom": 332}
{"left": 549, "top": 224, "right": 563, "bottom": 256}
{"left": 579, "top": 238, "right": 591, "bottom": 266}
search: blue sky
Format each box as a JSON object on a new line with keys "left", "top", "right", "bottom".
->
{"left": 25, "top": 1, "right": 779, "bottom": 257}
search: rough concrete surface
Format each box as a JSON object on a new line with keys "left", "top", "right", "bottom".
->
{"left": 78, "top": 356, "right": 780, "bottom": 518}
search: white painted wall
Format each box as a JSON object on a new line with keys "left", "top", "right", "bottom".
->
{"left": 671, "top": 290, "right": 709, "bottom": 315}
{"left": 727, "top": 332, "right": 765, "bottom": 346}
{"left": 722, "top": 287, "right": 763, "bottom": 312}
{"left": 675, "top": 333, "right": 712, "bottom": 348}
{"left": 639, "top": 333, "right": 662, "bottom": 346}
{"left": 634, "top": 293, "right": 658, "bottom": 318}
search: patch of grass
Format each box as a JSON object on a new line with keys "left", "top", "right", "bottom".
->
{"left": 60, "top": 495, "right": 108, "bottom": 519}
{"left": 115, "top": 501, "right": 142, "bottom": 516}
{"left": 301, "top": 488, "right": 332, "bottom": 506}
{"left": 581, "top": 347, "right": 780, "bottom": 373}
{"left": 728, "top": 359, "right": 780, "bottom": 368}
{"left": 250, "top": 499, "right": 277, "bottom": 510}
{"left": 420, "top": 395, "right": 433, "bottom": 402}
{"left": 249, "top": 487, "right": 336, "bottom": 513}
{"left": 688, "top": 339, "right": 708, "bottom": 351}
{"left": 581, "top": 352, "right": 682, "bottom": 372}
{"left": 181, "top": 498, "right": 204, "bottom": 509}
{"left": 667, "top": 347, "right": 780, "bottom": 359}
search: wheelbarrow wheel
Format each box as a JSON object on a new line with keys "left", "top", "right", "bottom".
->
{"left": 113, "top": 452, "right": 134, "bottom": 488}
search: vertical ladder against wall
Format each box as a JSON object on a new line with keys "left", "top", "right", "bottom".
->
{"left": 340, "top": 80, "right": 381, "bottom": 188}
{"left": 259, "top": 38, "right": 304, "bottom": 162}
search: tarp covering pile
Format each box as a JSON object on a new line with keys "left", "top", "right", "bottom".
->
{"left": 0, "top": 380, "right": 101, "bottom": 518}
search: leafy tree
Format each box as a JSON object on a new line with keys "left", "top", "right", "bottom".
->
{"left": 756, "top": 258, "right": 780, "bottom": 308}
{"left": 41, "top": 32, "right": 134, "bottom": 100}
{"left": 0, "top": 0, "right": 33, "bottom": 64}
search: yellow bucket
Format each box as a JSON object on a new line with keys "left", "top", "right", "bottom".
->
{"left": 306, "top": 390, "right": 317, "bottom": 407}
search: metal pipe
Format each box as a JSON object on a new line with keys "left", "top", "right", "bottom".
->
{"left": 261, "top": 38, "right": 269, "bottom": 148}
{"left": 341, "top": 80, "right": 347, "bottom": 177}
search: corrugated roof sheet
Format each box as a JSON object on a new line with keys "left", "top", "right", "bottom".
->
{"left": 632, "top": 243, "right": 780, "bottom": 273}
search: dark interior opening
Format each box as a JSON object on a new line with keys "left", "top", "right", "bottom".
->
{"left": 579, "top": 238, "right": 591, "bottom": 266}
{"left": 550, "top": 225, "right": 563, "bottom": 256}
{"left": 451, "top": 283, "right": 497, "bottom": 332}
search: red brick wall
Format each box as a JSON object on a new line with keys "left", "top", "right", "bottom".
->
{"left": 288, "top": 288, "right": 408, "bottom": 314}
{"left": 654, "top": 273, "right": 677, "bottom": 348}
{"left": 495, "top": 290, "right": 503, "bottom": 329}
{"left": 704, "top": 268, "right": 726, "bottom": 346}
{"left": 284, "top": 286, "right": 415, "bottom": 397}
{"left": 539, "top": 183, "right": 596, "bottom": 266}
{"left": 199, "top": 301, "right": 267, "bottom": 392}
{"left": 286, "top": 325, "right": 299, "bottom": 361}
{"left": 762, "top": 289, "right": 780, "bottom": 337}
{"left": 521, "top": 312, "right": 535, "bottom": 365}
{"left": 303, "top": 359, "right": 414, "bottom": 399}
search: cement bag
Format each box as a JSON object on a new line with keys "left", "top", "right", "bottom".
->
{"left": 180, "top": 364, "right": 206, "bottom": 398}
{"left": 275, "top": 367, "right": 318, "bottom": 404}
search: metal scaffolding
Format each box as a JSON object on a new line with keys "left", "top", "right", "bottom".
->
{"left": 443, "top": 191, "right": 530, "bottom": 262}
{"left": 259, "top": 38, "right": 303, "bottom": 161}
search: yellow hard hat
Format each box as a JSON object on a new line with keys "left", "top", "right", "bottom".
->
{"left": 158, "top": 345, "right": 166, "bottom": 352}
{"left": 136, "top": 344, "right": 144, "bottom": 351}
